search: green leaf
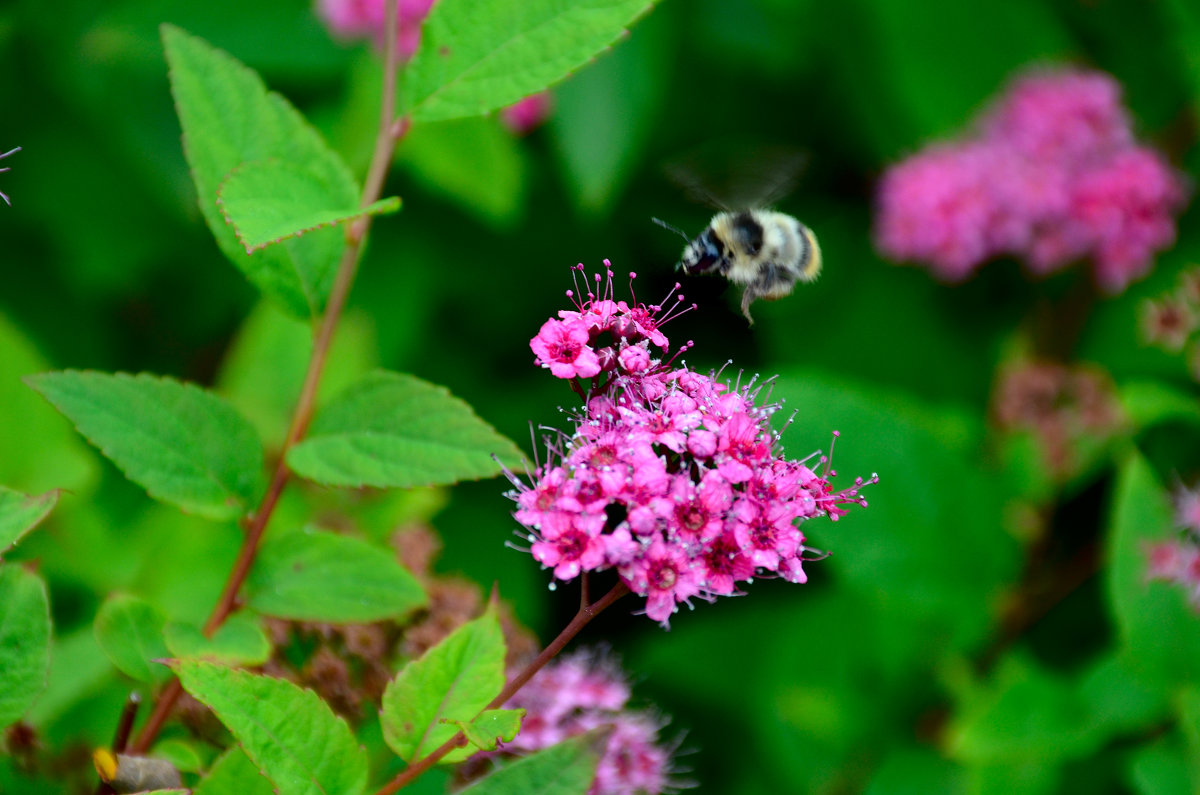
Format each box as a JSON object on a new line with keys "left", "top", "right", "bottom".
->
{"left": 444, "top": 709, "right": 525, "bottom": 763}
{"left": 0, "top": 486, "right": 57, "bottom": 555}
{"left": 458, "top": 733, "right": 601, "bottom": 794}
{"left": 1120, "top": 380, "right": 1200, "bottom": 430}
{"left": 193, "top": 746, "right": 275, "bottom": 795}
{"left": 164, "top": 612, "right": 271, "bottom": 666}
{"left": 948, "top": 655, "right": 1100, "bottom": 764}
{"left": 246, "top": 526, "right": 426, "bottom": 622}
{"left": 0, "top": 566, "right": 51, "bottom": 727}
{"left": 218, "top": 159, "right": 400, "bottom": 253}
{"left": 162, "top": 24, "right": 359, "bottom": 318}
{"left": 1107, "top": 453, "right": 1200, "bottom": 685}
{"left": 401, "top": 0, "right": 659, "bottom": 122}
{"left": 26, "top": 371, "right": 264, "bottom": 521}
{"left": 381, "top": 607, "right": 506, "bottom": 762}
{"left": 399, "top": 117, "right": 527, "bottom": 229}
{"left": 287, "top": 370, "right": 524, "bottom": 489}
{"left": 174, "top": 660, "right": 368, "bottom": 795}
{"left": 93, "top": 594, "right": 169, "bottom": 684}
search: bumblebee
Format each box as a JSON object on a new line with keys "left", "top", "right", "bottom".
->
{"left": 655, "top": 210, "right": 822, "bottom": 323}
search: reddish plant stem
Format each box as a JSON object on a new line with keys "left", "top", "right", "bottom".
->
{"left": 126, "top": 0, "right": 407, "bottom": 757}
{"left": 373, "top": 582, "right": 631, "bottom": 795}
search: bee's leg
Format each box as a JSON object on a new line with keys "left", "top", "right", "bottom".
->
{"left": 740, "top": 285, "right": 762, "bottom": 325}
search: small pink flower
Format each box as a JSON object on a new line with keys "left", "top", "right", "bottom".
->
{"left": 530, "top": 318, "right": 601, "bottom": 379}
{"left": 620, "top": 537, "right": 703, "bottom": 627}
{"left": 501, "top": 92, "right": 552, "bottom": 135}
{"left": 698, "top": 531, "right": 754, "bottom": 595}
{"left": 531, "top": 512, "right": 607, "bottom": 581}
{"left": 317, "top": 0, "right": 436, "bottom": 59}
{"left": 618, "top": 344, "right": 651, "bottom": 374}
{"left": 1176, "top": 484, "right": 1200, "bottom": 535}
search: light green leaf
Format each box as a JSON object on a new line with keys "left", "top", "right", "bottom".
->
{"left": 445, "top": 709, "right": 525, "bottom": 762}
{"left": 402, "top": 0, "right": 659, "bottom": 122}
{"left": 163, "top": 24, "right": 359, "bottom": 318}
{"left": 0, "top": 486, "right": 57, "bottom": 555}
{"left": 174, "top": 660, "right": 368, "bottom": 795}
{"left": 458, "top": 733, "right": 602, "bottom": 794}
{"left": 0, "top": 566, "right": 51, "bottom": 727}
{"left": 399, "top": 117, "right": 526, "bottom": 229}
{"left": 287, "top": 370, "right": 524, "bottom": 488}
{"left": 93, "top": 594, "right": 169, "bottom": 684}
{"left": 26, "top": 371, "right": 264, "bottom": 521}
{"left": 381, "top": 608, "right": 506, "bottom": 762}
{"left": 1120, "top": 380, "right": 1200, "bottom": 430}
{"left": 218, "top": 159, "right": 400, "bottom": 253}
{"left": 1107, "top": 453, "right": 1200, "bottom": 685}
{"left": 246, "top": 526, "right": 426, "bottom": 622}
{"left": 164, "top": 612, "right": 271, "bottom": 666}
{"left": 193, "top": 746, "right": 275, "bottom": 795}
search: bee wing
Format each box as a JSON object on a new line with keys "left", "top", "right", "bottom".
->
{"left": 663, "top": 139, "right": 808, "bottom": 211}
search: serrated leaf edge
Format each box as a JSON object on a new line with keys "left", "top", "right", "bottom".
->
{"left": 24, "top": 370, "right": 259, "bottom": 521}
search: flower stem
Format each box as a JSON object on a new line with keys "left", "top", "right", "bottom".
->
{"left": 373, "top": 582, "right": 631, "bottom": 795}
{"left": 125, "top": 0, "right": 407, "bottom": 756}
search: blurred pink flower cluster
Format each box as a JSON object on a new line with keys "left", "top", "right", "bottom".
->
{"left": 500, "top": 650, "right": 677, "bottom": 795}
{"left": 1146, "top": 483, "right": 1200, "bottom": 609}
{"left": 875, "top": 67, "right": 1189, "bottom": 293}
{"left": 513, "top": 263, "right": 874, "bottom": 627}
{"left": 316, "top": 0, "right": 551, "bottom": 133}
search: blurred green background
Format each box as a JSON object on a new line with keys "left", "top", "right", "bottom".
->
{"left": 4, "top": 0, "right": 1200, "bottom": 792}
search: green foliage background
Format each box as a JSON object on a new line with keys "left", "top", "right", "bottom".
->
{"left": 3, "top": 0, "right": 1200, "bottom": 792}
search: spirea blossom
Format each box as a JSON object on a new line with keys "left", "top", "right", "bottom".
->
{"left": 875, "top": 67, "right": 1188, "bottom": 293}
{"left": 500, "top": 650, "right": 680, "bottom": 795}
{"left": 317, "top": 0, "right": 434, "bottom": 59}
{"left": 509, "top": 264, "right": 875, "bottom": 627}
{"left": 1143, "top": 266, "right": 1200, "bottom": 381}
{"left": 1146, "top": 483, "right": 1200, "bottom": 610}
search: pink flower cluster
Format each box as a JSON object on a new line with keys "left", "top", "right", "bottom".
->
{"left": 501, "top": 651, "right": 677, "bottom": 795}
{"left": 1146, "top": 483, "right": 1200, "bottom": 609}
{"left": 317, "top": 0, "right": 552, "bottom": 132}
{"left": 875, "top": 67, "right": 1188, "bottom": 293}
{"left": 513, "top": 264, "right": 874, "bottom": 627}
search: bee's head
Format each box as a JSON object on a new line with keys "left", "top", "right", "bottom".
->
{"left": 679, "top": 230, "right": 724, "bottom": 275}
